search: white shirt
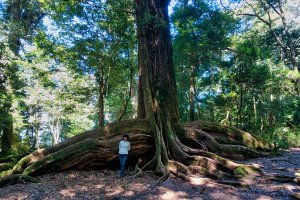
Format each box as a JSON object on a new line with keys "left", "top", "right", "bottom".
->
{"left": 119, "top": 140, "right": 130, "bottom": 154}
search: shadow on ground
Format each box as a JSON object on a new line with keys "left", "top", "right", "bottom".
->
{"left": 0, "top": 148, "right": 299, "bottom": 200}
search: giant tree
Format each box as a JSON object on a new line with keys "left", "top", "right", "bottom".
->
{"left": 0, "top": 0, "right": 270, "bottom": 186}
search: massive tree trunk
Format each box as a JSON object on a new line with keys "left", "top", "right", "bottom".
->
{"left": 133, "top": 0, "right": 266, "bottom": 178}
{"left": 136, "top": 0, "right": 184, "bottom": 172}
{"left": 0, "top": 0, "right": 271, "bottom": 187}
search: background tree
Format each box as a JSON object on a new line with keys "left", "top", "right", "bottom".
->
{"left": 0, "top": 0, "right": 44, "bottom": 154}
{"left": 222, "top": 0, "right": 300, "bottom": 97}
{"left": 172, "top": 0, "right": 237, "bottom": 122}
{"left": 38, "top": 0, "right": 137, "bottom": 128}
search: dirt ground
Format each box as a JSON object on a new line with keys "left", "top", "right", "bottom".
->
{"left": 0, "top": 148, "right": 299, "bottom": 200}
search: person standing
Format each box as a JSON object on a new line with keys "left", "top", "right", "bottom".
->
{"left": 118, "top": 133, "right": 130, "bottom": 177}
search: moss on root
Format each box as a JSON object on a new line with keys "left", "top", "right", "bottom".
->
{"left": 0, "top": 120, "right": 268, "bottom": 187}
{"left": 0, "top": 162, "right": 16, "bottom": 172}
{"left": 185, "top": 120, "right": 274, "bottom": 150}
{"left": 234, "top": 165, "right": 261, "bottom": 178}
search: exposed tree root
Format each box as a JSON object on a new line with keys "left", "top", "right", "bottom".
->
{"left": 0, "top": 119, "right": 153, "bottom": 185}
{"left": 268, "top": 174, "right": 300, "bottom": 185}
{"left": 184, "top": 126, "right": 269, "bottom": 160}
{"left": 0, "top": 120, "right": 269, "bottom": 187}
{"left": 155, "top": 171, "right": 170, "bottom": 184}
{"left": 290, "top": 192, "right": 300, "bottom": 199}
{"left": 0, "top": 155, "right": 15, "bottom": 163}
{"left": 216, "top": 179, "right": 250, "bottom": 187}
{"left": 132, "top": 158, "right": 143, "bottom": 180}
{"left": 185, "top": 121, "right": 274, "bottom": 150}
{"left": 0, "top": 162, "right": 16, "bottom": 172}
{"left": 0, "top": 173, "right": 39, "bottom": 187}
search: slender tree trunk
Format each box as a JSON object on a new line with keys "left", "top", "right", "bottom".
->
{"left": 221, "top": 110, "right": 230, "bottom": 125}
{"left": 294, "top": 68, "right": 300, "bottom": 97}
{"left": 119, "top": 50, "right": 134, "bottom": 121}
{"left": 260, "top": 116, "right": 264, "bottom": 134}
{"left": 238, "top": 83, "right": 243, "bottom": 127}
{"left": 50, "top": 118, "right": 61, "bottom": 145}
{"left": 210, "top": 106, "right": 214, "bottom": 122}
{"left": 97, "top": 66, "right": 105, "bottom": 128}
{"left": 32, "top": 127, "right": 36, "bottom": 149}
{"left": 268, "top": 92, "right": 275, "bottom": 128}
{"left": 1, "top": 115, "right": 13, "bottom": 154}
{"left": 24, "top": 127, "right": 31, "bottom": 147}
{"left": 253, "top": 95, "right": 257, "bottom": 125}
{"left": 1, "top": 94, "right": 14, "bottom": 154}
{"left": 189, "top": 65, "right": 196, "bottom": 121}
{"left": 196, "top": 102, "right": 201, "bottom": 120}
{"left": 32, "top": 126, "right": 40, "bottom": 149}
{"left": 53, "top": 129, "right": 59, "bottom": 145}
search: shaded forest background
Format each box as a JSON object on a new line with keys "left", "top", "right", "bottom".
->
{"left": 0, "top": 0, "right": 299, "bottom": 156}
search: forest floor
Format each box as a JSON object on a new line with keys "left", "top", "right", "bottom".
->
{"left": 0, "top": 148, "right": 299, "bottom": 200}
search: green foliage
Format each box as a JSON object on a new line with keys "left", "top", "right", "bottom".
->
{"left": 18, "top": 49, "right": 96, "bottom": 145}
{"left": 1, "top": 0, "right": 138, "bottom": 151}
{"left": 270, "top": 127, "right": 300, "bottom": 149}
{"left": 234, "top": 166, "right": 248, "bottom": 177}
{"left": 172, "top": 0, "right": 238, "bottom": 122}
{"left": 172, "top": 0, "right": 300, "bottom": 147}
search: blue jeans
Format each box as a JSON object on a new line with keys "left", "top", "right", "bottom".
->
{"left": 118, "top": 154, "right": 128, "bottom": 177}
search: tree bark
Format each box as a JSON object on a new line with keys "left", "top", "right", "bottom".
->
{"left": 136, "top": 0, "right": 185, "bottom": 173}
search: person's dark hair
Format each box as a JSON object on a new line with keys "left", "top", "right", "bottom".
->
{"left": 123, "top": 133, "right": 129, "bottom": 141}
